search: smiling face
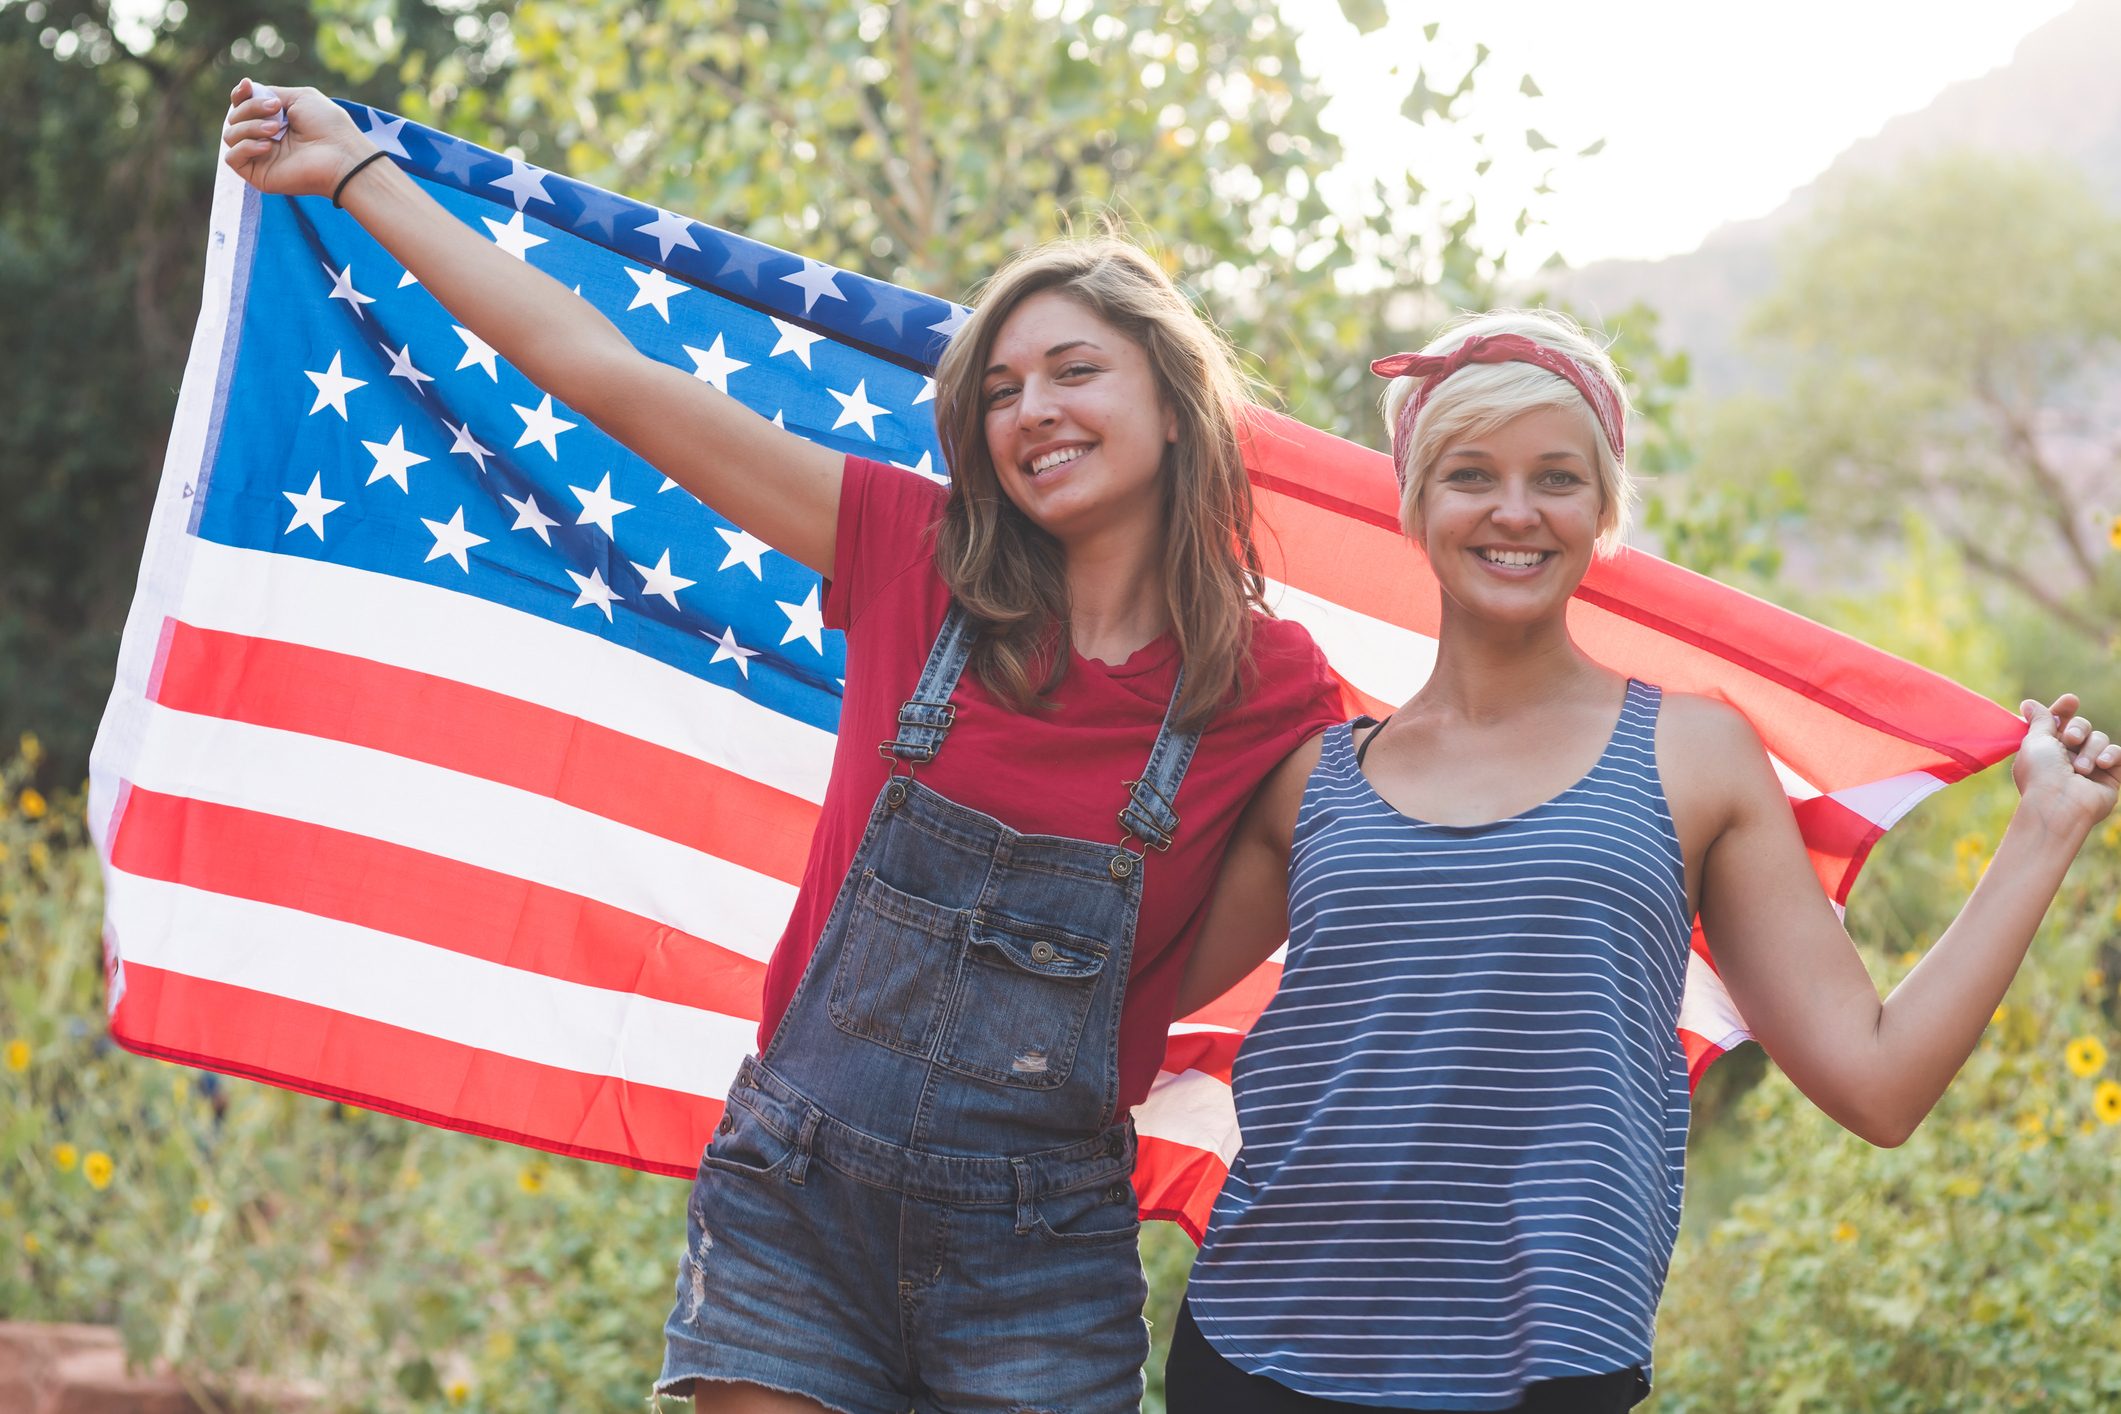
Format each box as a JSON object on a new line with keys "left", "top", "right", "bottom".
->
{"left": 978, "top": 289, "right": 1178, "bottom": 546}
{"left": 1419, "top": 403, "right": 1606, "bottom": 626}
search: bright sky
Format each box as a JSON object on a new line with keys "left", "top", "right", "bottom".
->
{"left": 1288, "top": 0, "right": 2077, "bottom": 269}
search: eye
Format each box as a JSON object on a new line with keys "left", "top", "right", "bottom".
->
{"left": 1442, "top": 466, "right": 1490, "bottom": 484}
{"left": 1058, "top": 361, "right": 1101, "bottom": 379}
{"left": 1541, "top": 470, "right": 1589, "bottom": 488}
{"left": 983, "top": 383, "right": 1019, "bottom": 408}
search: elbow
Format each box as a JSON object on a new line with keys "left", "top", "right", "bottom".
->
{"left": 1841, "top": 1097, "right": 1925, "bottom": 1149}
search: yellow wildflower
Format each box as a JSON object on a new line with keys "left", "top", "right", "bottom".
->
{"left": 2110, "top": 514, "right": 2121, "bottom": 552}
{"left": 2065, "top": 1036, "right": 2108, "bottom": 1078}
{"left": 52, "top": 1142, "right": 78, "bottom": 1172}
{"left": 2103, "top": 819, "right": 2121, "bottom": 849}
{"left": 1990, "top": 1004, "right": 2008, "bottom": 1027}
{"left": 1896, "top": 949, "right": 1920, "bottom": 969}
{"left": 191, "top": 1196, "right": 215, "bottom": 1216}
{"left": 2096, "top": 1080, "right": 2121, "bottom": 1127}
{"left": 17, "top": 788, "right": 46, "bottom": 820}
{"left": 517, "top": 1163, "right": 548, "bottom": 1195}
{"left": 483, "top": 1329, "right": 517, "bottom": 1362}
{"left": 2089, "top": 969, "right": 2109, "bottom": 994}
{"left": 3, "top": 1039, "right": 27, "bottom": 1073}
{"left": 19, "top": 732, "right": 40, "bottom": 764}
{"left": 27, "top": 841, "right": 49, "bottom": 874}
{"left": 1831, "top": 1221, "right": 1858, "bottom": 1244}
{"left": 1943, "top": 1176, "right": 1982, "bottom": 1199}
{"left": 82, "top": 1151, "right": 114, "bottom": 1190}
{"left": 22, "top": 1234, "right": 39, "bottom": 1256}
{"left": 446, "top": 1380, "right": 470, "bottom": 1405}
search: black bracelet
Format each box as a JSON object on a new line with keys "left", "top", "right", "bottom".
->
{"left": 331, "top": 150, "right": 392, "bottom": 209}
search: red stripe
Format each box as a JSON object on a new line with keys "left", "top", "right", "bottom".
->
{"left": 1179, "top": 959, "right": 1283, "bottom": 1032}
{"left": 1136, "top": 1133, "right": 1230, "bottom": 1244}
{"left": 1159, "top": 1028, "right": 1243, "bottom": 1086}
{"left": 151, "top": 621, "right": 820, "bottom": 885}
{"left": 108, "top": 963, "right": 718, "bottom": 1176}
{"left": 109, "top": 787, "right": 766, "bottom": 1017}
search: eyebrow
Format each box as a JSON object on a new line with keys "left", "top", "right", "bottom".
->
{"left": 984, "top": 339, "right": 1103, "bottom": 377}
{"left": 1442, "top": 447, "right": 1591, "bottom": 463}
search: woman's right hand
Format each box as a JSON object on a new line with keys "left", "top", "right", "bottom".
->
{"left": 222, "top": 78, "right": 373, "bottom": 200}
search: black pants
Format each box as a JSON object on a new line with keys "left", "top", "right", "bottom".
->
{"left": 1166, "top": 1301, "right": 1648, "bottom": 1413}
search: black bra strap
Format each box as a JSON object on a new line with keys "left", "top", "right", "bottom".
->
{"left": 1353, "top": 714, "right": 1392, "bottom": 770}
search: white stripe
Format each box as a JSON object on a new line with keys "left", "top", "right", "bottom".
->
{"left": 1828, "top": 769, "right": 1947, "bottom": 829}
{"left": 1677, "top": 948, "right": 1751, "bottom": 1054}
{"left": 106, "top": 868, "right": 753, "bottom": 1096}
{"left": 124, "top": 704, "right": 799, "bottom": 960}
{"left": 168, "top": 538, "right": 836, "bottom": 804}
{"left": 1266, "top": 577, "right": 1435, "bottom": 706}
{"left": 1133, "top": 1067, "right": 1241, "bottom": 1165}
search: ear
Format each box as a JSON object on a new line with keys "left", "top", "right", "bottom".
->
{"left": 1164, "top": 404, "right": 1179, "bottom": 444}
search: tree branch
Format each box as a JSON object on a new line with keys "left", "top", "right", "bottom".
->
{"left": 1970, "top": 368, "right": 2099, "bottom": 586}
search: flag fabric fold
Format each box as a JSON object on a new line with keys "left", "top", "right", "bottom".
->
{"left": 90, "top": 105, "right": 2026, "bottom": 1239}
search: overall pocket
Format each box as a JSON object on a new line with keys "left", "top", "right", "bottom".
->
{"left": 935, "top": 913, "right": 1108, "bottom": 1088}
{"left": 699, "top": 1096, "right": 798, "bottom": 1181}
{"left": 827, "top": 870, "right": 964, "bottom": 1057}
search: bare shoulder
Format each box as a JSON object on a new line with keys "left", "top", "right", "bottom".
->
{"left": 1244, "top": 727, "right": 1331, "bottom": 849}
{"left": 1656, "top": 691, "right": 1781, "bottom": 834}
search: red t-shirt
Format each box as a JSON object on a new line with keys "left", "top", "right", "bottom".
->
{"left": 758, "top": 456, "right": 1342, "bottom": 1113}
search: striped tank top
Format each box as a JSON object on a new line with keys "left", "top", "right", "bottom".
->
{"left": 1186, "top": 681, "right": 1691, "bottom": 1411}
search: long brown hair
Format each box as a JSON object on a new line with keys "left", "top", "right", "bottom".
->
{"left": 931, "top": 236, "right": 1265, "bottom": 734}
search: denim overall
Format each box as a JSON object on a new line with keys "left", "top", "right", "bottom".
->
{"left": 658, "top": 605, "right": 1199, "bottom": 1414}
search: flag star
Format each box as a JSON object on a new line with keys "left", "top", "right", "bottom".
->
{"left": 858, "top": 283, "right": 927, "bottom": 334}
{"left": 484, "top": 211, "right": 548, "bottom": 261}
{"left": 772, "top": 410, "right": 785, "bottom": 429}
{"left": 684, "top": 335, "right": 749, "bottom": 393}
{"left": 891, "top": 451, "right": 943, "bottom": 483}
{"left": 281, "top": 472, "right": 343, "bottom": 539}
{"left": 502, "top": 491, "right": 559, "bottom": 545}
{"left": 571, "top": 186, "right": 632, "bottom": 240}
{"left": 624, "top": 265, "right": 689, "bottom": 321}
{"left": 568, "top": 472, "right": 635, "bottom": 537}
{"left": 715, "top": 526, "right": 771, "bottom": 578}
{"left": 488, "top": 158, "right": 553, "bottom": 211}
{"left": 421, "top": 506, "right": 489, "bottom": 572}
{"left": 776, "top": 585, "right": 825, "bottom": 653}
{"left": 453, "top": 325, "right": 499, "bottom": 380}
{"left": 637, "top": 207, "right": 701, "bottom": 260}
{"left": 768, "top": 317, "right": 827, "bottom": 368}
{"left": 303, "top": 352, "right": 365, "bottom": 418}
{"left": 658, "top": 476, "right": 681, "bottom": 493}
{"left": 512, "top": 393, "right": 577, "bottom": 459}
{"left": 716, "top": 241, "right": 775, "bottom": 287}
{"left": 914, "top": 376, "right": 935, "bottom": 405}
{"left": 361, "top": 425, "right": 431, "bottom": 491}
{"left": 359, "top": 109, "right": 411, "bottom": 158}
{"left": 631, "top": 549, "right": 697, "bottom": 609}
{"left": 382, "top": 341, "right": 433, "bottom": 395}
{"left": 705, "top": 624, "right": 759, "bottom": 678}
{"left": 397, "top": 269, "right": 420, "bottom": 288}
{"left": 444, "top": 418, "right": 493, "bottom": 472}
{"left": 566, "top": 566, "right": 621, "bottom": 621}
{"left": 781, "top": 258, "right": 846, "bottom": 316}
{"left": 827, "top": 378, "right": 890, "bottom": 439}
{"left": 928, "top": 304, "right": 971, "bottom": 337}
{"left": 321, "top": 261, "right": 376, "bottom": 319}
{"left": 428, "top": 136, "right": 484, "bottom": 183}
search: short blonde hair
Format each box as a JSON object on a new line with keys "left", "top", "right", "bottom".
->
{"left": 1379, "top": 308, "right": 1634, "bottom": 554}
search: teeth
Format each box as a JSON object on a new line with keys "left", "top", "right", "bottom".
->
{"left": 1479, "top": 549, "right": 1547, "bottom": 568}
{"left": 1029, "top": 447, "right": 1086, "bottom": 475}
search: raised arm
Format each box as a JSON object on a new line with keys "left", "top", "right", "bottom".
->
{"left": 1174, "top": 733, "right": 1323, "bottom": 1020}
{"left": 222, "top": 79, "right": 842, "bottom": 575}
{"left": 1670, "top": 692, "right": 2119, "bottom": 1147}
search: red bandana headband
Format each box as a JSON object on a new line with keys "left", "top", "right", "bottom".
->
{"left": 1370, "top": 333, "right": 1626, "bottom": 491}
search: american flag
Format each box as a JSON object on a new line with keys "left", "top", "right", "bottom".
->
{"left": 90, "top": 104, "right": 2026, "bottom": 1238}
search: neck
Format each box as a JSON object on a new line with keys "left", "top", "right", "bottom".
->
{"left": 1061, "top": 515, "right": 1170, "bottom": 665}
{"left": 1412, "top": 597, "right": 1605, "bottom": 722}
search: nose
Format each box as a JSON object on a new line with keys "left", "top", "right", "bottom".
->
{"left": 1491, "top": 479, "right": 1539, "bottom": 531}
{"left": 1015, "top": 376, "right": 1060, "bottom": 429}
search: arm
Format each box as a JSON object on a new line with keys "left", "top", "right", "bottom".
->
{"left": 1672, "top": 693, "right": 2118, "bottom": 1147}
{"left": 222, "top": 80, "right": 842, "bottom": 575}
{"left": 1173, "top": 733, "right": 1324, "bottom": 1019}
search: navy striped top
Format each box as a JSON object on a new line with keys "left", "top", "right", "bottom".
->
{"left": 1187, "top": 681, "right": 1691, "bottom": 1410}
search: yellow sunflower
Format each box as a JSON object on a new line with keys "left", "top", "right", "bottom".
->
{"left": 2, "top": 1039, "right": 27, "bottom": 1073}
{"left": 2065, "top": 1035, "right": 2109, "bottom": 1078}
{"left": 2095, "top": 1080, "right": 2121, "bottom": 1127}
{"left": 52, "top": 1142, "right": 78, "bottom": 1172}
{"left": 82, "top": 1151, "right": 114, "bottom": 1190}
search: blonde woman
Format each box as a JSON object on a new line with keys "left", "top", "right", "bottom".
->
{"left": 1168, "top": 309, "right": 2118, "bottom": 1411}
{"left": 222, "top": 82, "right": 1341, "bottom": 1411}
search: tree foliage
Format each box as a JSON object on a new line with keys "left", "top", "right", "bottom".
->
{"left": 1703, "top": 153, "right": 2121, "bottom": 632}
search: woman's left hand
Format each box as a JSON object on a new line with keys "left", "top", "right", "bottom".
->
{"left": 2012, "top": 693, "right": 2120, "bottom": 838}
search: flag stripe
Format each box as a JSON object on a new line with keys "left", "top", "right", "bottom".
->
{"left": 122, "top": 704, "right": 798, "bottom": 962}
{"left": 105, "top": 868, "right": 755, "bottom": 1096}
{"left": 170, "top": 538, "right": 837, "bottom": 804}
{"left": 153, "top": 619, "right": 819, "bottom": 886}
{"left": 109, "top": 786, "right": 766, "bottom": 1015}
{"left": 108, "top": 961, "right": 719, "bottom": 1175}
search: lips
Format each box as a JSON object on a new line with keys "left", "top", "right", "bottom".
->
{"left": 1474, "top": 547, "right": 1553, "bottom": 569}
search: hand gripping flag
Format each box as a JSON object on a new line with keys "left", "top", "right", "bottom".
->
{"left": 91, "top": 104, "right": 2026, "bottom": 1238}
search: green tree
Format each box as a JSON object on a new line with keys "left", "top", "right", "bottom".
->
{"left": 1706, "top": 153, "right": 2121, "bottom": 632}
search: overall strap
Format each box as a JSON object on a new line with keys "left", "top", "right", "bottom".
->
{"left": 1117, "top": 670, "right": 1201, "bottom": 852}
{"left": 879, "top": 603, "right": 977, "bottom": 765}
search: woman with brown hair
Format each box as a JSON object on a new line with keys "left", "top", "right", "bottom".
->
{"left": 222, "top": 80, "right": 1341, "bottom": 1411}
